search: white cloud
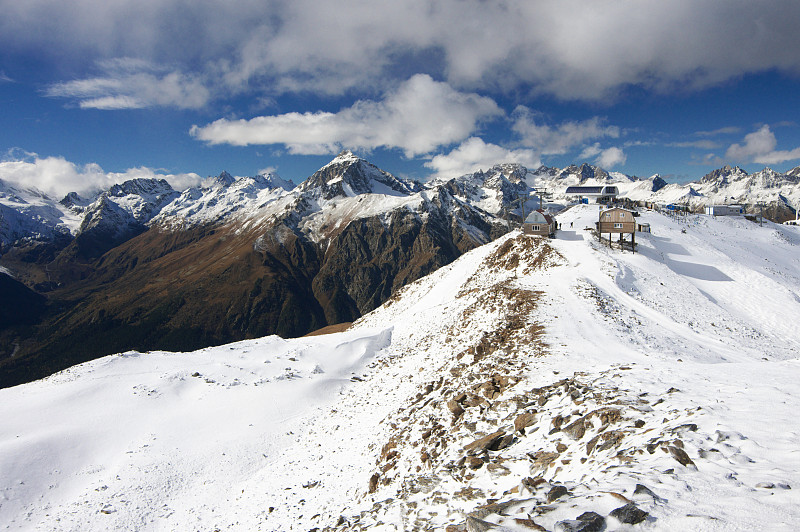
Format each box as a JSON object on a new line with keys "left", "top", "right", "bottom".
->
{"left": 755, "top": 147, "right": 800, "bottom": 165}
{"left": 46, "top": 59, "right": 211, "bottom": 110}
{"left": 512, "top": 108, "right": 620, "bottom": 155}
{"left": 579, "top": 143, "right": 602, "bottom": 160}
{"left": 725, "top": 125, "right": 777, "bottom": 161}
{"left": 723, "top": 125, "right": 800, "bottom": 165}
{"left": 694, "top": 126, "right": 741, "bottom": 137}
{"left": 0, "top": 150, "right": 202, "bottom": 198}
{"left": 5, "top": 1, "right": 799, "bottom": 107}
{"left": 595, "top": 147, "right": 627, "bottom": 169}
{"left": 257, "top": 166, "right": 278, "bottom": 176}
{"left": 668, "top": 140, "right": 720, "bottom": 150}
{"left": 579, "top": 143, "right": 626, "bottom": 168}
{"left": 191, "top": 74, "right": 502, "bottom": 157}
{"left": 424, "top": 137, "right": 540, "bottom": 178}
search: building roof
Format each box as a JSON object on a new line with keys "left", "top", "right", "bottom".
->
{"left": 565, "top": 185, "right": 619, "bottom": 196}
{"left": 524, "top": 209, "right": 554, "bottom": 225}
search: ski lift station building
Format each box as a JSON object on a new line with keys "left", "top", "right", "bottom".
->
{"left": 704, "top": 204, "right": 744, "bottom": 216}
{"left": 565, "top": 185, "right": 619, "bottom": 203}
{"left": 523, "top": 209, "right": 556, "bottom": 237}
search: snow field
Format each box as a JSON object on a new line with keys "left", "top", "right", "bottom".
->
{"left": 1, "top": 204, "right": 799, "bottom": 530}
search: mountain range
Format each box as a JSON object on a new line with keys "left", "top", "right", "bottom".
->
{"left": 1, "top": 204, "right": 798, "bottom": 530}
{"left": 1, "top": 152, "right": 799, "bottom": 387}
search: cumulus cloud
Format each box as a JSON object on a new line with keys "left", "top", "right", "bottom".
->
{"left": 579, "top": 144, "right": 602, "bottom": 160}
{"left": 3, "top": 0, "right": 798, "bottom": 107}
{"left": 424, "top": 137, "right": 540, "bottom": 178}
{"left": 46, "top": 59, "right": 211, "bottom": 109}
{"left": 0, "top": 150, "right": 202, "bottom": 198}
{"left": 724, "top": 125, "right": 800, "bottom": 165}
{"left": 512, "top": 108, "right": 620, "bottom": 155}
{"left": 190, "top": 74, "right": 502, "bottom": 157}
{"left": 725, "top": 126, "right": 777, "bottom": 161}
{"left": 595, "top": 147, "right": 627, "bottom": 169}
{"left": 579, "top": 143, "right": 626, "bottom": 168}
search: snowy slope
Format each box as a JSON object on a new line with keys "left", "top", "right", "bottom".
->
{"left": 1, "top": 205, "right": 800, "bottom": 530}
{"left": 152, "top": 173, "right": 293, "bottom": 228}
{"left": 0, "top": 179, "right": 81, "bottom": 248}
{"left": 429, "top": 164, "right": 529, "bottom": 216}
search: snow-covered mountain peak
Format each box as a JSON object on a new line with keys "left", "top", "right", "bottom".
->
{"left": 299, "top": 153, "right": 419, "bottom": 199}
{"left": 253, "top": 172, "right": 295, "bottom": 191}
{"left": 211, "top": 171, "right": 236, "bottom": 188}
{"left": 59, "top": 191, "right": 92, "bottom": 211}
{"left": 0, "top": 179, "right": 82, "bottom": 247}
{"left": 700, "top": 164, "right": 748, "bottom": 185}
{"left": 561, "top": 162, "right": 610, "bottom": 182}
{"left": 107, "top": 177, "right": 175, "bottom": 199}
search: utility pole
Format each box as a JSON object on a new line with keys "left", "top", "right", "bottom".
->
{"left": 509, "top": 190, "right": 529, "bottom": 229}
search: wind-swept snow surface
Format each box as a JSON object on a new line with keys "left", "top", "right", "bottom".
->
{"left": 2, "top": 205, "right": 800, "bottom": 531}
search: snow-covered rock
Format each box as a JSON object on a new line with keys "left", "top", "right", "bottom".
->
{"left": 1, "top": 206, "right": 798, "bottom": 530}
{"left": 0, "top": 179, "right": 79, "bottom": 251}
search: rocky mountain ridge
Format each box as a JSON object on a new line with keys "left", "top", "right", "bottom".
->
{"left": 2, "top": 155, "right": 800, "bottom": 387}
{"left": 0, "top": 152, "right": 510, "bottom": 388}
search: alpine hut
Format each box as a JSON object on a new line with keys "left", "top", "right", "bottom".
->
{"left": 523, "top": 209, "right": 556, "bottom": 237}
{"left": 596, "top": 207, "right": 636, "bottom": 251}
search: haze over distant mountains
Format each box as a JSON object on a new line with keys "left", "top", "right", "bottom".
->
{"left": 1, "top": 151, "right": 799, "bottom": 387}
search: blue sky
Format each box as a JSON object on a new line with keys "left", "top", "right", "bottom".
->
{"left": 2, "top": 0, "right": 800, "bottom": 197}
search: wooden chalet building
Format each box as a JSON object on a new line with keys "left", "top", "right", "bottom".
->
{"left": 596, "top": 207, "right": 636, "bottom": 251}
{"left": 523, "top": 209, "right": 556, "bottom": 237}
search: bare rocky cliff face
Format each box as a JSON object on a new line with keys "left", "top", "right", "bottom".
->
{"left": 0, "top": 154, "right": 510, "bottom": 388}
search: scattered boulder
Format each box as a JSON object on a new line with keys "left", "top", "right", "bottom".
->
{"left": 466, "top": 456, "right": 484, "bottom": 470}
{"left": 610, "top": 502, "right": 649, "bottom": 524}
{"left": 466, "top": 515, "right": 497, "bottom": 531}
{"left": 470, "top": 499, "right": 532, "bottom": 519}
{"left": 633, "top": 484, "right": 659, "bottom": 500}
{"left": 546, "top": 484, "right": 569, "bottom": 503}
{"left": 563, "top": 418, "right": 586, "bottom": 440}
{"left": 555, "top": 511, "right": 605, "bottom": 532}
{"left": 596, "top": 408, "right": 622, "bottom": 426}
{"left": 513, "top": 516, "right": 547, "bottom": 531}
{"left": 368, "top": 473, "right": 380, "bottom": 493}
{"left": 597, "top": 430, "right": 624, "bottom": 451}
{"left": 465, "top": 430, "right": 506, "bottom": 452}
{"left": 448, "top": 398, "right": 465, "bottom": 418}
{"left": 668, "top": 445, "right": 696, "bottom": 467}
{"left": 670, "top": 423, "right": 698, "bottom": 434}
{"left": 515, "top": 411, "right": 537, "bottom": 433}
{"left": 529, "top": 451, "right": 560, "bottom": 471}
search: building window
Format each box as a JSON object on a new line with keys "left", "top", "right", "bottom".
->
{"left": 531, "top": 225, "right": 540, "bottom": 231}
{"left": 614, "top": 223, "right": 623, "bottom": 229}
